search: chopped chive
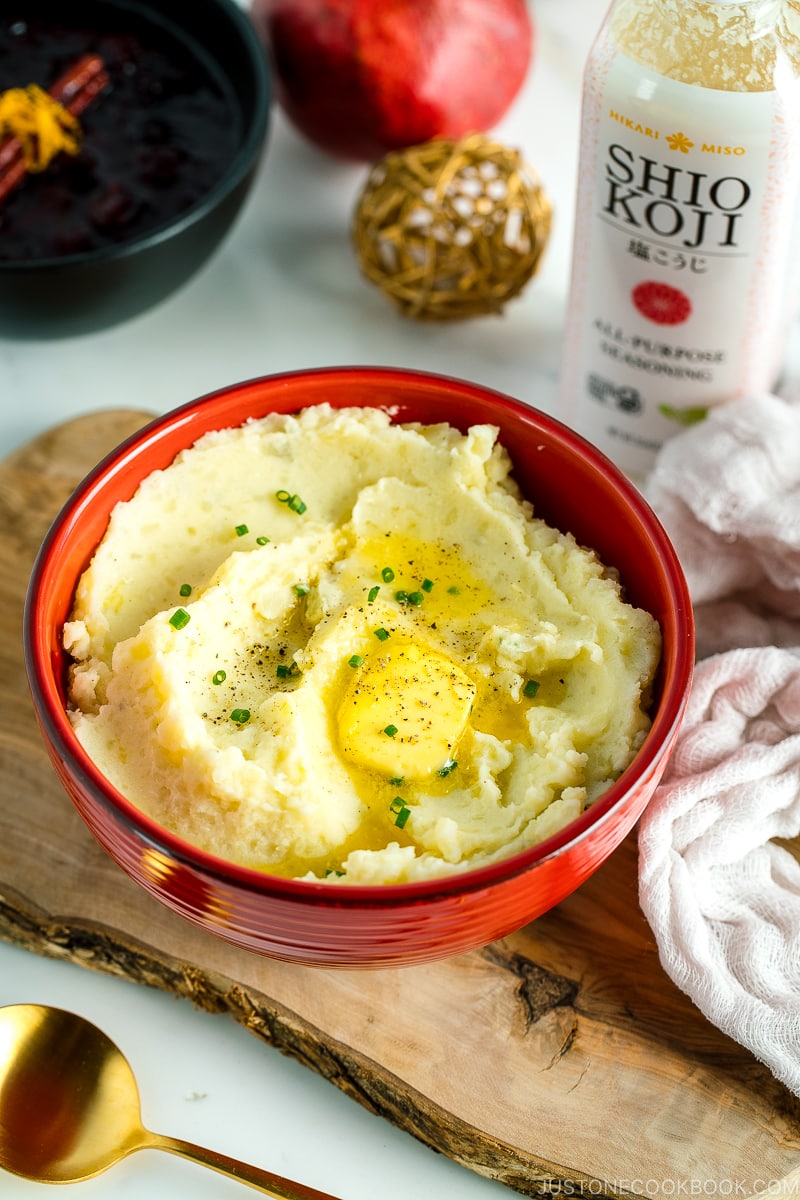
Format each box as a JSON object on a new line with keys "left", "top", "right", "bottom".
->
{"left": 389, "top": 798, "right": 411, "bottom": 829}
{"left": 447, "top": 585, "right": 461, "bottom": 595}
{"left": 381, "top": 567, "right": 395, "bottom": 582}
{"left": 169, "top": 608, "right": 190, "bottom": 630}
{"left": 179, "top": 583, "right": 192, "bottom": 597}
{"left": 389, "top": 776, "right": 404, "bottom": 786}
{"left": 373, "top": 628, "right": 390, "bottom": 641}
{"left": 212, "top": 670, "right": 227, "bottom": 685}
{"left": 348, "top": 654, "right": 364, "bottom": 668}
{"left": 230, "top": 708, "right": 251, "bottom": 724}
{"left": 439, "top": 758, "right": 458, "bottom": 777}
{"left": 235, "top": 524, "right": 249, "bottom": 537}
{"left": 277, "top": 662, "right": 301, "bottom": 679}
{"left": 294, "top": 583, "right": 310, "bottom": 596}
{"left": 523, "top": 679, "right": 540, "bottom": 699}
{"left": 422, "top": 579, "right": 434, "bottom": 592}
{"left": 408, "top": 591, "right": 424, "bottom": 606}
{"left": 367, "top": 585, "right": 380, "bottom": 603}
{"left": 275, "top": 488, "right": 307, "bottom": 513}
{"left": 394, "top": 589, "right": 409, "bottom": 604}
{"left": 384, "top": 724, "right": 398, "bottom": 737}
{"left": 256, "top": 535, "right": 270, "bottom": 546}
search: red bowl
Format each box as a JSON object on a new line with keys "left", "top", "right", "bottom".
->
{"left": 23, "top": 367, "right": 694, "bottom": 968}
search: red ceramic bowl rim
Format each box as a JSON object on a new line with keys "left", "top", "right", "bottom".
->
{"left": 24, "top": 366, "right": 695, "bottom": 910}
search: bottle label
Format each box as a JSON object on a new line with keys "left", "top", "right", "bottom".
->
{"left": 561, "top": 45, "right": 800, "bottom": 478}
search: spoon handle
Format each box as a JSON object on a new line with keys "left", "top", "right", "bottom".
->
{"left": 148, "top": 1131, "right": 341, "bottom": 1199}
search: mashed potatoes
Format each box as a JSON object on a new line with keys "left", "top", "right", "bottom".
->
{"left": 64, "top": 405, "right": 661, "bottom": 884}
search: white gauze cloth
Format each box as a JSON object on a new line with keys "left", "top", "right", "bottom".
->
{"left": 638, "top": 389, "right": 800, "bottom": 1095}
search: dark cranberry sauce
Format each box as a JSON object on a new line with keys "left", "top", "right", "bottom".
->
{"left": 0, "top": 4, "right": 242, "bottom": 260}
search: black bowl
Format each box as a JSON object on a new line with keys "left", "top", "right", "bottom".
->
{"left": 0, "top": 0, "right": 270, "bottom": 337}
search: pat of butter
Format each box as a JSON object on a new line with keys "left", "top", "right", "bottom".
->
{"left": 338, "top": 642, "right": 475, "bottom": 778}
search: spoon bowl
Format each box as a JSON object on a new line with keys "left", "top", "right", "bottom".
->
{"left": 0, "top": 1003, "right": 336, "bottom": 1197}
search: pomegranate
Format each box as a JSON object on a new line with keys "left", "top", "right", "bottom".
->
{"left": 250, "top": 0, "right": 534, "bottom": 161}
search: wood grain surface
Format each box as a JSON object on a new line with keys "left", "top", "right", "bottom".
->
{"left": 2, "top": 411, "right": 800, "bottom": 1198}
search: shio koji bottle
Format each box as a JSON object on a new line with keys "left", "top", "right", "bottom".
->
{"left": 559, "top": 0, "right": 800, "bottom": 480}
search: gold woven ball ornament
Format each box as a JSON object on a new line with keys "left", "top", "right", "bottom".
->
{"left": 352, "top": 133, "right": 552, "bottom": 321}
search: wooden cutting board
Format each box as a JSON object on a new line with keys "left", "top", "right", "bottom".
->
{"left": 2, "top": 411, "right": 800, "bottom": 1197}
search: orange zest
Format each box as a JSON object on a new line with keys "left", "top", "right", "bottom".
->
{"left": 0, "top": 83, "right": 82, "bottom": 173}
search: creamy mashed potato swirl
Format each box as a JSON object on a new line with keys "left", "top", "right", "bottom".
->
{"left": 64, "top": 405, "right": 661, "bottom": 884}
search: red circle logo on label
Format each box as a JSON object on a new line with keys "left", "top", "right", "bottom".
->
{"left": 631, "top": 281, "right": 692, "bottom": 326}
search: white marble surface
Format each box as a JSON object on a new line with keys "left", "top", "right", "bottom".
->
{"left": 0, "top": 3, "right": 624, "bottom": 1198}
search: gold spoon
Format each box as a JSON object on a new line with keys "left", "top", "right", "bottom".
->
{"left": 0, "top": 1003, "right": 340, "bottom": 1197}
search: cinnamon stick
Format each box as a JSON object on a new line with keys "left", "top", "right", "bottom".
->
{"left": 0, "top": 54, "right": 109, "bottom": 204}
